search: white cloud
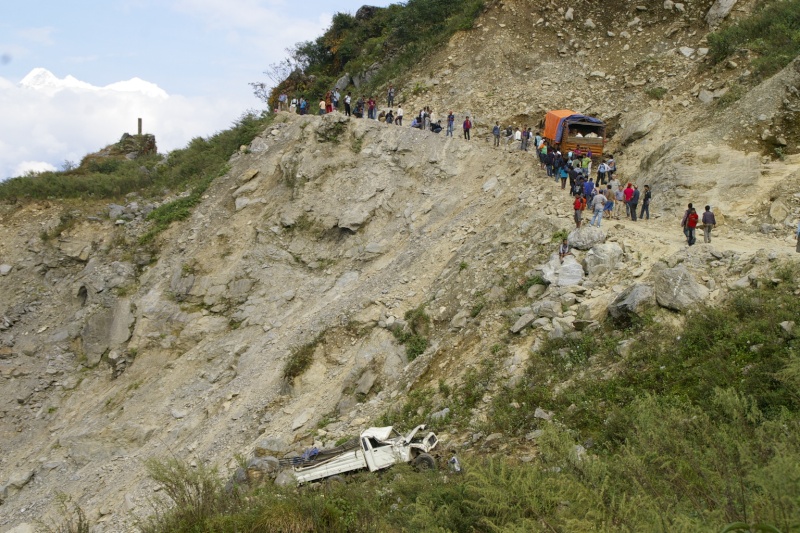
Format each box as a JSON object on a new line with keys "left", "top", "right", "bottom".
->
{"left": 14, "top": 161, "right": 57, "bottom": 176}
{"left": 171, "top": 0, "right": 331, "bottom": 70}
{"left": 0, "top": 70, "right": 252, "bottom": 180}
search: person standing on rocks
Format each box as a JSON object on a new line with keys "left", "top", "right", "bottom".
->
{"left": 493, "top": 122, "right": 501, "bottom": 147}
{"left": 681, "top": 203, "right": 694, "bottom": 244}
{"left": 344, "top": 92, "right": 352, "bottom": 117}
{"left": 396, "top": 105, "right": 403, "bottom": 126}
{"left": 387, "top": 84, "right": 395, "bottom": 107}
{"left": 446, "top": 111, "right": 454, "bottom": 136}
{"left": 559, "top": 239, "right": 572, "bottom": 263}
{"left": 463, "top": 116, "right": 472, "bottom": 140}
{"left": 278, "top": 92, "right": 288, "bottom": 111}
{"left": 702, "top": 205, "right": 717, "bottom": 243}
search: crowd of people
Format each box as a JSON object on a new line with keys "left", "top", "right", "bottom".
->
{"left": 277, "top": 87, "right": 800, "bottom": 254}
{"left": 276, "top": 87, "right": 478, "bottom": 139}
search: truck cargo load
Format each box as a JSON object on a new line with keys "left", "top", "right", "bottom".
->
{"left": 543, "top": 109, "right": 606, "bottom": 160}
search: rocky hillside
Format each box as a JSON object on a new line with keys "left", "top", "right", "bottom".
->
{"left": 1, "top": 1, "right": 800, "bottom": 532}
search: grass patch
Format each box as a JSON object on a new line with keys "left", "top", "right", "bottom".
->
{"left": 708, "top": 0, "right": 800, "bottom": 79}
{"left": 282, "top": 335, "right": 323, "bottom": 382}
{"left": 391, "top": 304, "right": 432, "bottom": 361}
{"left": 645, "top": 86, "right": 668, "bottom": 100}
{"left": 717, "top": 82, "right": 747, "bottom": 108}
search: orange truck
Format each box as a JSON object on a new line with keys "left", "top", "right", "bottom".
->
{"left": 543, "top": 109, "right": 606, "bottom": 160}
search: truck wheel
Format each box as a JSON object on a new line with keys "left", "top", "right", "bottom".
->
{"left": 327, "top": 475, "right": 346, "bottom": 485}
{"left": 413, "top": 453, "right": 436, "bottom": 471}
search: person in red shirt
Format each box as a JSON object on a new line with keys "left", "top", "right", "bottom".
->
{"left": 623, "top": 183, "right": 634, "bottom": 218}
{"left": 573, "top": 194, "right": 586, "bottom": 228}
{"left": 686, "top": 207, "right": 699, "bottom": 246}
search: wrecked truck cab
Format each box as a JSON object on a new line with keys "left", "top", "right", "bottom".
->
{"left": 282, "top": 424, "right": 438, "bottom": 485}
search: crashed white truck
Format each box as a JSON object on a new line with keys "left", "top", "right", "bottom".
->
{"left": 279, "top": 425, "right": 439, "bottom": 485}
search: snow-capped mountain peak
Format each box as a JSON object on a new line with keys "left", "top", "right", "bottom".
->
{"left": 18, "top": 68, "right": 168, "bottom": 99}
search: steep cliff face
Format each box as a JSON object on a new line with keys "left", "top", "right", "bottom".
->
{"left": 2, "top": 1, "right": 800, "bottom": 530}
{"left": 2, "top": 107, "right": 798, "bottom": 530}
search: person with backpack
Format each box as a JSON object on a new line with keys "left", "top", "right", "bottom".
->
{"left": 462, "top": 116, "right": 472, "bottom": 140}
{"left": 492, "top": 122, "right": 501, "bottom": 147}
{"left": 686, "top": 207, "right": 699, "bottom": 245}
{"left": 597, "top": 160, "right": 608, "bottom": 185}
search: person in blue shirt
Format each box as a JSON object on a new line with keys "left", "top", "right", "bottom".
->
{"left": 583, "top": 178, "right": 595, "bottom": 197}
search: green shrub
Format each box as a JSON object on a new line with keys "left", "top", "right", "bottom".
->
{"left": 645, "top": 86, "right": 668, "bottom": 100}
{"left": 708, "top": 0, "right": 800, "bottom": 79}
{"left": 283, "top": 339, "right": 319, "bottom": 381}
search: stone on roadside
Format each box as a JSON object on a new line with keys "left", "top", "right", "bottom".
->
{"left": 582, "top": 243, "right": 623, "bottom": 277}
{"left": 0, "top": 264, "right": 12, "bottom": 276}
{"left": 608, "top": 283, "right": 655, "bottom": 319}
{"left": 565, "top": 7, "right": 574, "bottom": 20}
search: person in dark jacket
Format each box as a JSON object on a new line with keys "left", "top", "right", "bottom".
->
{"left": 629, "top": 185, "right": 640, "bottom": 221}
{"left": 639, "top": 185, "right": 652, "bottom": 221}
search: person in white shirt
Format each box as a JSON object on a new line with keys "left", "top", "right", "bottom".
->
{"left": 396, "top": 105, "right": 403, "bottom": 126}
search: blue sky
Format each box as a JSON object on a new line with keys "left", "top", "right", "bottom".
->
{"left": 0, "top": 0, "right": 394, "bottom": 179}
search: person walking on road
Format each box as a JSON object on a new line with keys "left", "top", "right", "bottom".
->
{"left": 686, "top": 207, "right": 699, "bottom": 246}
{"left": 681, "top": 203, "right": 694, "bottom": 245}
{"left": 702, "top": 205, "right": 716, "bottom": 243}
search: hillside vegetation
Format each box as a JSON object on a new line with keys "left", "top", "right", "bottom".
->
{"left": 263, "top": 0, "right": 484, "bottom": 107}
{"left": 0, "top": 111, "right": 271, "bottom": 202}
{"left": 142, "top": 269, "right": 800, "bottom": 532}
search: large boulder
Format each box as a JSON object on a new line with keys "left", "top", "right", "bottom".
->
{"left": 542, "top": 254, "right": 585, "bottom": 287}
{"left": 582, "top": 243, "right": 623, "bottom": 277}
{"left": 653, "top": 265, "right": 710, "bottom": 312}
{"left": 334, "top": 73, "right": 351, "bottom": 92}
{"left": 608, "top": 283, "right": 655, "bottom": 319}
{"left": 557, "top": 256, "right": 585, "bottom": 286}
{"left": 568, "top": 226, "right": 607, "bottom": 250}
{"left": 706, "top": 0, "right": 739, "bottom": 27}
{"left": 618, "top": 112, "right": 661, "bottom": 145}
